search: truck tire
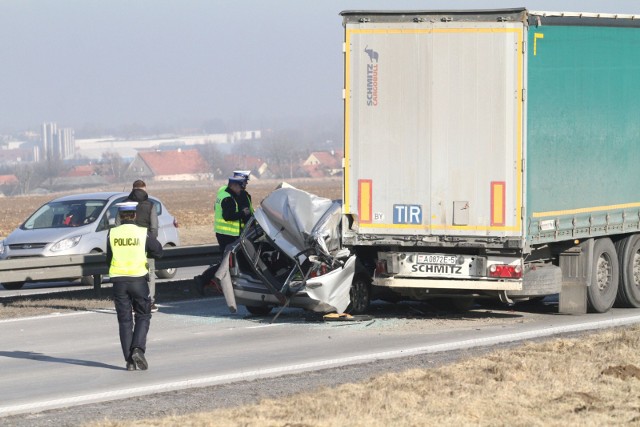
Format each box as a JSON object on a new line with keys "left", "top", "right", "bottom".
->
{"left": 587, "top": 238, "right": 619, "bottom": 313}
{"left": 346, "top": 273, "right": 371, "bottom": 315}
{"left": 614, "top": 234, "right": 640, "bottom": 308}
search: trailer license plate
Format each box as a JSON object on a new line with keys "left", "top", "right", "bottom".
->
{"left": 417, "top": 254, "right": 457, "bottom": 265}
{"left": 409, "top": 254, "right": 467, "bottom": 276}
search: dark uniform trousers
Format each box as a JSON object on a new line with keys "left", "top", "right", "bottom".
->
{"left": 113, "top": 276, "right": 152, "bottom": 360}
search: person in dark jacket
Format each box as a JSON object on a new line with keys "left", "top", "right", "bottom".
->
{"left": 116, "top": 180, "right": 158, "bottom": 238}
{"left": 115, "top": 180, "right": 160, "bottom": 312}
{"left": 232, "top": 170, "right": 253, "bottom": 224}
{"left": 107, "top": 202, "right": 163, "bottom": 371}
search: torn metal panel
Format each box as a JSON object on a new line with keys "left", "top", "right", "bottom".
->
{"left": 305, "top": 255, "right": 356, "bottom": 314}
{"left": 228, "top": 183, "right": 354, "bottom": 314}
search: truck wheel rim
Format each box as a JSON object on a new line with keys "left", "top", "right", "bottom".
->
{"left": 597, "top": 253, "right": 612, "bottom": 291}
{"left": 634, "top": 250, "right": 640, "bottom": 288}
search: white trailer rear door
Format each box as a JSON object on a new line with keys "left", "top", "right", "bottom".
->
{"left": 344, "top": 20, "right": 524, "bottom": 238}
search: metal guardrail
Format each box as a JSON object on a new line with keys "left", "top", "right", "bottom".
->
{"left": 0, "top": 245, "right": 222, "bottom": 288}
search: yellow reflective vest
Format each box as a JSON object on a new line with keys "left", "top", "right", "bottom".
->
{"left": 214, "top": 186, "right": 240, "bottom": 236}
{"left": 109, "top": 224, "right": 149, "bottom": 277}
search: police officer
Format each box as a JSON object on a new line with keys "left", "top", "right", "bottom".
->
{"left": 194, "top": 175, "right": 253, "bottom": 295}
{"left": 214, "top": 175, "right": 253, "bottom": 252}
{"left": 107, "top": 202, "right": 163, "bottom": 371}
{"left": 115, "top": 179, "right": 160, "bottom": 313}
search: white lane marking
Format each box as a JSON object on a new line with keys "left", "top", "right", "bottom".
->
{"left": 2, "top": 313, "right": 640, "bottom": 417}
{"left": 246, "top": 323, "right": 289, "bottom": 329}
{"left": 0, "top": 297, "right": 222, "bottom": 324}
{"left": 0, "top": 311, "right": 93, "bottom": 323}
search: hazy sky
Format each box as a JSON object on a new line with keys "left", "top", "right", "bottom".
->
{"left": 1, "top": 0, "right": 639, "bottom": 134}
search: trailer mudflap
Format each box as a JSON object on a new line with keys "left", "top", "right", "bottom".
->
{"left": 558, "top": 240, "right": 592, "bottom": 314}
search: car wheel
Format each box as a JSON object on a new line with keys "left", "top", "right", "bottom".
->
{"left": 2, "top": 282, "right": 25, "bottom": 290}
{"left": 245, "top": 305, "right": 273, "bottom": 316}
{"left": 81, "top": 250, "right": 103, "bottom": 286}
{"left": 346, "top": 273, "right": 371, "bottom": 315}
{"left": 80, "top": 275, "right": 101, "bottom": 286}
{"left": 156, "top": 244, "right": 177, "bottom": 279}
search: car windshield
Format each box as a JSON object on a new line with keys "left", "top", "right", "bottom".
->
{"left": 21, "top": 199, "right": 108, "bottom": 230}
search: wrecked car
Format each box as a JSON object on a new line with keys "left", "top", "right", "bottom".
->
{"left": 217, "top": 184, "right": 371, "bottom": 316}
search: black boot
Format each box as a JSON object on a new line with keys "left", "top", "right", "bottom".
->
{"left": 194, "top": 275, "right": 206, "bottom": 296}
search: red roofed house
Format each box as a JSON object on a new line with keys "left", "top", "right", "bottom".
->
{"left": 0, "top": 174, "right": 18, "bottom": 196}
{"left": 50, "top": 164, "right": 108, "bottom": 189}
{"left": 302, "top": 150, "right": 343, "bottom": 178}
{"left": 223, "top": 154, "right": 268, "bottom": 179}
{"left": 63, "top": 165, "right": 97, "bottom": 177}
{"left": 0, "top": 174, "right": 18, "bottom": 185}
{"left": 127, "top": 149, "right": 212, "bottom": 181}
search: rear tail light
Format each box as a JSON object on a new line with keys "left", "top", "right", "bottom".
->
{"left": 228, "top": 253, "right": 234, "bottom": 269}
{"left": 488, "top": 264, "right": 522, "bottom": 278}
{"left": 309, "top": 263, "right": 329, "bottom": 278}
{"left": 173, "top": 218, "right": 179, "bottom": 228}
{"left": 375, "top": 259, "right": 388, "bottom": 275}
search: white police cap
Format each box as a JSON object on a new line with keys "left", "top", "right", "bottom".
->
{"left": 228, "top": 176, "right": 245, "bottom": 185}
{"left": 233, "top": 170, "right": 251, "bottom": 180}
{"left": 116, "top": 201, "right": 138, "bottom": 211}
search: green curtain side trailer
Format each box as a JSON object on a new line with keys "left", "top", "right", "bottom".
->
{"left": 340, "top": 8, "right": 640, "bottom": 314}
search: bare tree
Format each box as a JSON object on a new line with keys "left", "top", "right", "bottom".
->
{"left": 97, "top": 151, "right": 127, "bottom": 182}
{"left": 198, "top": 143, "right": 224, "bottom": 180}
{"left": 261, "top": 131, "right": 306, "bottom": 179}
{"left": 42, "top": 158, "right": 65, "bottom": 188}
{"left": 13, "top": 163, "right": 38, "bottom": 195}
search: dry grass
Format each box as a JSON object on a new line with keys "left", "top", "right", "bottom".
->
{"left": 87, "top": 326, "right": 640, "bottom": 427}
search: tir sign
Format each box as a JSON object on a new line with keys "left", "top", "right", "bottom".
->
{"left": 393, "top": 204, "right": 422, "bottom": 224}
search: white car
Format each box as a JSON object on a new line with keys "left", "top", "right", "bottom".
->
{"left": 225, "top": 185, "right": 369, "bottom": 316}
{"left": 0, "top": 192, "right": 180, "bottom": 290}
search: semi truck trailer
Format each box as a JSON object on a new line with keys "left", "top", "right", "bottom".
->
{"left": 340, "top": 8, "right": 640, "bottom": 314}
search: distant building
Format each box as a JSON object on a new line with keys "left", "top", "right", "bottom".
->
{"left": 75, "top": 130, "right": 261, "bottom": 161}
{"left": 126, "top": 149, "right": 212, "bottom": 181}
{"left": 302, "top": 150, "right": 343, "bottom": 178}
{"left": 223, "top": 154, "right": 268, "bottom": 179}
{"left": 0, "top": 174, "right": 18, "bottom": 196}
{"left": 41, "top": 122, "right": 75, "bottom": 161}
{"left": 0, "top": 147, "right": 37, "bottom": 165}
{"left": 42, "top": 122, "right": 56, "bottom": 160}
{"left": 50, "top": 165, "right": 108, "bottom": 190}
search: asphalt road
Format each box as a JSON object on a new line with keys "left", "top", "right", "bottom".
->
{"left": 2, "top": 294, "right": 640, "bottom": 425}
